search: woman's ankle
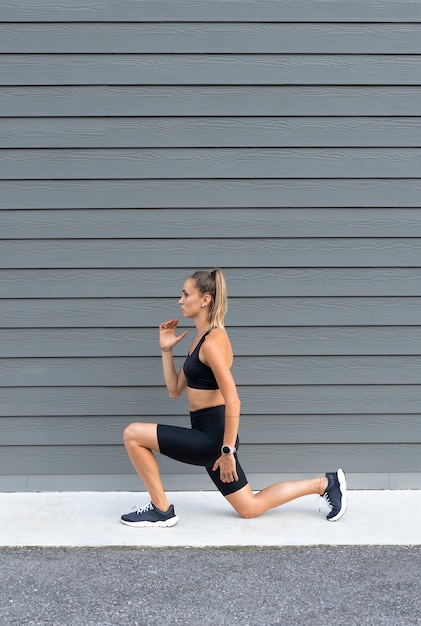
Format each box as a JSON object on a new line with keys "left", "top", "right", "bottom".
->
{"left": 152, "top": 499, "right": 170, "bottom": 512}
{"left": 319, "top": 475, "right": 328, "bottom": 495}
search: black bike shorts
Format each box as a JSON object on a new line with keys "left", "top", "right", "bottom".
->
{"left": 157, "top": 404, "right": 248, "bottom": 496}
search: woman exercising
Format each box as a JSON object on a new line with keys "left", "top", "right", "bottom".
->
{"left": 121, "top": 269, "right": 347, "bottom": 527}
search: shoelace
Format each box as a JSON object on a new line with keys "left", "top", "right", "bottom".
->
{"left": 323, "top": 492, "right": 332, "bottom": 507}
{"left": 134, "top": 502, "right": 154, "bottom": 515}
{"left": 318, "top": 493, "right": 332, "bottom": 513}
{"left": 319, "top": 475, "right": 333, "bottom": 512}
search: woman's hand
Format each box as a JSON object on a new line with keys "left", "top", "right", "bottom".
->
{"left": 212, "top": 454, "right": 238, "bottom": 483}
{"left": 159, "top": 318, "right": 188, "bottom": 351}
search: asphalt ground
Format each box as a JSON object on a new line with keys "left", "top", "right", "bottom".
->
{"left": 1, "top": 546, "right": 419, "bottom": 626}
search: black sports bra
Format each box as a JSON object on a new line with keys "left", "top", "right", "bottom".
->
{"left": 183, "top": 330, "right": 219, "bottom": 390}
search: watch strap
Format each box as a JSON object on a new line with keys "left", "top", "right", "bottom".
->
{"left": 221, "top": 445, "right": 236, "bottom": 455}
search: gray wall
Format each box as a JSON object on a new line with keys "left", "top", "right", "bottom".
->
{"left": 0, "top": 0, "right": 420, "bottom": 491}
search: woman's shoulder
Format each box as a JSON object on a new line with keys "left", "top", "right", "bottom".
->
{"left": 208, "top": 327, "right": 228, "bottom": 340}
{"left": 205, "top": 327, "right": 232, "bottom": 352}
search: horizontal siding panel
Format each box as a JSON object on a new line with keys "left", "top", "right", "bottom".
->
{"left": 1, "top": 26, "right": 421, "bottom": 53}
{"left": 233, "top": 326, "right": 421, "bottom": 357}
{"left": 240, "top": 414, "right": 421, "bottom": 445}
{"left": 1, "top": 356, "right": 421, "bottom": 386}
{"left": 1, "top": 239, "right": 420, "bottom": 268}
{"left": 235, "top": 356, "right": 421, "bottom": 386}
{"left": 4, "top": 148, "right": 421, "bottom": 180}
{"left": 3, "top": 472, "right": 419, "bottom": 491}
{"left": 3, "top": 326, "right": 421, "bottom": 358}
{"left": 0, "top": 328, "right": 162, "bottom": 357}
{"left": 3, "top": 414, "right": 419, "bottom": 445}
{"left": 2, "top": 1, "right": 421, "bottom": 22}
{"left": 2, "top": 385, "right": 421, "bottom": 416}
{"left": 4, "top": 54, "right": 421, "bottom": 85}
{"left": 1, "top": 297, "right": 421, "bottom": 327}
{"left": 3, "top": 117, "right": 421, "bottom": 149}
{"left": 0, "top": 443, "right": 418, "bottom": 475}
{"left": 0, "top": 416, "right": 129, "bottom": 446}
{"left": 235, "top": 443, "right": 421, "bottom": 474}
{"left": 3, "top": 268, "right": 421, "bottom": 297}
{"left": 3, "top": 179, "right": 421, "bottom": 208}
{"left": 4, "top": 86, "right": 421, "bottom": 117}
{"left": 2, "top": 208, "right": 421, "bottom": 238}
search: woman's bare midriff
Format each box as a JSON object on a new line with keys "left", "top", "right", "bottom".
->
{"left": 187, "top": 387, "right": 225, "bottom": 412}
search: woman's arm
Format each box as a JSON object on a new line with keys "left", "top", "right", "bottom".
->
{"left": 159, "top": 318, "right": 188, "bottom": 398}
{"left": 161, "top": 349, "right": 187, "bottom": 398}
{"left": 202, "top": 331, "right": 241, "bottom": 483}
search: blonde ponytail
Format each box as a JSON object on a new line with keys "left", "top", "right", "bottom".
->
{"left": 191, "top": 268, "right": 228, "bottom": 329}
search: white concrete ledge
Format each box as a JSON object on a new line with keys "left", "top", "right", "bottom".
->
{"left": 1, "top": 491, "right": 420, "bottom": 547}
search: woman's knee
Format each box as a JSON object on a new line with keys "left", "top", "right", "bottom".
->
{"left": 235, "top": 504, "right": 260, "bottom": 519}
{"left": 123, "top": 422, "right": 139, "bottom": 446}
{"left": 225, "top": 487, "right": 261, "bottom": 519}
{"left": 123, "top": 422, "right": 158, "bottom": 450}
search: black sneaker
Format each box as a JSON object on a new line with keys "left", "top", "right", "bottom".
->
{"left": 121, "top": 502, "right": 178, "bottom": 528}
{"left": 323, "top": 469, "right": 347, "bottom": 522}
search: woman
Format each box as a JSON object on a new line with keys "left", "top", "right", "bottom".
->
{"left": 121, "top": 269, "right": 347, "bottom": 527}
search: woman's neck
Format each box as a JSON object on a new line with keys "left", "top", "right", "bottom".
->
{"left": 194, "top": 324, "right": 211, "bottom": 340}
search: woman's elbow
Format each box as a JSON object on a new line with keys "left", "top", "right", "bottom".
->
{"left": 225, "top": 396, "right": 241, "bottom": 415}
{"left": 167, "top": 387, "right": 182, "bottom": 399}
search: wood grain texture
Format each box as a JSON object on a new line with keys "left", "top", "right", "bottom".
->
{"left": 3, "top": 54, "right": 421, "bottom": 84}
{"left": 2, "top": 208, "right": 421, "bottom": 238}
{"left": 3, "top": 117, "right": 421, "bottom": 148}
{"left": 0, "top": 443, "right": 418, "bottom": 475}
{"left": 3, "top": 86, "right": 421, "bottom": 116}
{"left": 0, "top": 25, "right": 419, "bottom": 53}
{"left": 2, "top": 326, "right": 421, "bottom": 358}
{"left": 0, "top": 297, "right": 420, "bottom": 327}
{"left": 2, "top": 268, "right": 421, "bottom": 297}
{"left": 3, "top": 148, "right": 421, "bottom": 180}
{"left": 1, "top": 385, "right": 421, "bottom": 416}
{"left": 1, "top": 1, "right": 421, "bottom": 22}
{"left": 1, "top": 239, "right": 420, "bottom": 268}
{"left": 2, "top": 472, "right": 419, "bottom": 491}
{"left": 0, "top": 21, "right": 421, "bottom": 52}
{"left": 2, "top": 414, "right": 419, "bottom": 445}
{"left": 3, "top": 179, "right": 421, "bottom": 208}
{"left": 0, "top": 356, "right": 420, "bottom": 386}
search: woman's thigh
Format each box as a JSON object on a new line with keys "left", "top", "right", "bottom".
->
{"left": 224, "top": 484, "right": 260, "bottom": 519}
{"left": 123, "top": 422, "right": 160, "bottom": 452}
{"left": 125, "top": 421, "right": 222, "bottom": 466}
{"left": 206, "top": 454, "right": 249, "bottom": 497}
{"left": 158, "top": 423, "right": 221, "bottom": 467}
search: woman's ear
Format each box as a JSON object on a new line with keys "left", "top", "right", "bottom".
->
{"left": 202, "top": 294, "right": 212, "bottom": 307}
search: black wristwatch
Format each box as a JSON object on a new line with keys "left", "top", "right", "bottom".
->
{"left": 221, "top": 445, "right": 236, "bottom": 455}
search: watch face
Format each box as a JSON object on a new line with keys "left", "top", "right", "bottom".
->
{"left": 222, "top": 446, "right": 231, "bottom": 454}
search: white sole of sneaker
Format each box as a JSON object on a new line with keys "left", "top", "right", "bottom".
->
{"left": 121, "top": 515, "right": 179, "bottom": 528}
{"left": 327, "top": 468, "right": 347, "bottom": 522}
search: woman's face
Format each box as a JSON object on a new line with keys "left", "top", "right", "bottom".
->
{"left": 178, "top": 278, "right": 203, "bottom": 319}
